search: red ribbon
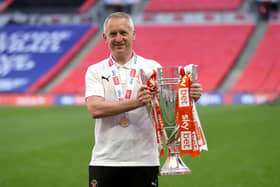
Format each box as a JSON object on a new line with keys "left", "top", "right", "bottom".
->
{"left": 176, "top": 68, "right": 200, "bottom": 157}
{"left": 146, "top": 70, "right": 168, "bottom": 157}
{"left": 146, "top": 67, "right": 205, "bottom": 158}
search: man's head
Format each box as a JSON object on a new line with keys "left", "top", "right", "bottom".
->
{"left": 103, "top": 12, "right": 135, "bottom": 61}
{"left": 103, "top": 12, "right": 134, "bottom": 33}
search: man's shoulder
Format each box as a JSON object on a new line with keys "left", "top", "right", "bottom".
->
{"left": 137, "top": 55, "right": 161, "bottom": 68}
{"left": 87, "top": 58, "right": 109, "bottom": 71}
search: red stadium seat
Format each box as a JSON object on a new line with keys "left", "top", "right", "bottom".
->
{"left": 232, "top": 23, "right": 280, "bottom": 93}
{"left": 50, "top": 40, "right": 110, "bottom": 94}
{"left": 173, "top": 13, "right": 183, "bottom": 21}
{"left": 144, "top": 0, "right": 243, "bottom": 12}
{"left": 50, "top": 23, "right": 254, "bottom": 94}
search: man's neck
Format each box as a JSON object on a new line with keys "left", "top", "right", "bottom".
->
{"left": 112, "top": 51, "right": 133, "bottom": 65}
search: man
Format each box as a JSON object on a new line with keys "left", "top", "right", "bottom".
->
{"left": 85, "top": 12, "right": 202, "bottom": 187}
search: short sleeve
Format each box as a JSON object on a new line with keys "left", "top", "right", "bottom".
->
{"left": 85, "top": 66, "right": 104, "bottom": 99}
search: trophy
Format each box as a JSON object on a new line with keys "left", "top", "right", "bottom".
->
{"left": 140, "top": 65, "right": 207, "bottom": 176}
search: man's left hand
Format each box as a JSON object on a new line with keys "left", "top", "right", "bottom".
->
{"left": 190, "top": 83, "right": 203, "bottom": 101}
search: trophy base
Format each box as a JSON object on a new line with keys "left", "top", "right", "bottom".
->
{"left": 160, "top": 144, "right": 191, "bottom": 175}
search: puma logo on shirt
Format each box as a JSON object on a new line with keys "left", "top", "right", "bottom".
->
{"left": 101, "top": 75, "right": 110, "bottom": 82}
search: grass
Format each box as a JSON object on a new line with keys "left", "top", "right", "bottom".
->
{"left": 0, "top": 105, "right": 280, "bottom": 187}
{"left": 0, "top": 106, "right": 93, "bottom": 187}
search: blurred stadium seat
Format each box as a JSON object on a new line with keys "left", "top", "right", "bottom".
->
{"left": 50, "top": 23, "right": 254, "bottom": 93}
{"left": 144, "top": 0, "right": 243, "bottom": 12}
{"left": 232, "top": 22, "right": 280, "bottom": 93}
{"left": 0, "top": 0, "right": 14, "bottom": 14}
{"left": 1, "top": 0, "right": 280, "bottom": 104}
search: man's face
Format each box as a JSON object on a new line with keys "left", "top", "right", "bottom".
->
{"left": 103, "top": 17, "right": 135, "bottom": 57}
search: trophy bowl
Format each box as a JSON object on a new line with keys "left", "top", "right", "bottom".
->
{"left": 156, "top": 66, "right": 191, "bottom": 175}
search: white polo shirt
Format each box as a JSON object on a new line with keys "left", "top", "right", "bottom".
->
{"left": 85, "top": 55, "right": 161, "bottom": 167}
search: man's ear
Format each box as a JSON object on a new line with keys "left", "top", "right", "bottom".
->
{"left": 103, "top": 33, "right": 107, "bottom": 43}
{"left": 133, "top": 31, "right": 136, "bottom": 41}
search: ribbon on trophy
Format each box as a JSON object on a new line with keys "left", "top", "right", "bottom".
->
{"left": 191, "top": 65, "right": 208, "bottom": 152}
{"left": 177, "top": 65, "right": 208, "bottom": 157}
{"left": 141, "top": 65, "right": 207, "bottom": 159}
{"left": 141, "top": 65, "right": 207, "bottom": 175}
{"left": 142, "top": 69, "right": 168, "bottom": 157}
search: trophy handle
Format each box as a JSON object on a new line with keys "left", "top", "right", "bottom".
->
{"left": 191, "top": 64, "right": 198, "bottom": 83}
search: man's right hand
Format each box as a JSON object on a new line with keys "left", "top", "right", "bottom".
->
{"left": 136, "top": 85, "right": 152, "bottom": 106}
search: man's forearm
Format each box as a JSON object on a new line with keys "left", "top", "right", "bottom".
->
{"left": 86, "top": 98, "right": 141, "bottom": 118}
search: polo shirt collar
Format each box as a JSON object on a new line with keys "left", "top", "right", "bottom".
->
{"left": 110, "top": 53, "right": 136, "bottom": 69}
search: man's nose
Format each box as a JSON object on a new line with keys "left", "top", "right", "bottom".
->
{"left": 115, "top": 33, "right": 122, "bottom": 41}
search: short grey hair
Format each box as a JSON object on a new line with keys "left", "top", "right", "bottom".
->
{"left": 103, "top": 12, "right": 135, "bottom": 33}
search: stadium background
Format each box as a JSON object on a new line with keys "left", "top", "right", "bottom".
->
{"left": 0, "top": 0, "right": 280, "bottom": 187}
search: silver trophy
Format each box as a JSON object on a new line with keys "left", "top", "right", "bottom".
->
{"left": 156, "top": 66, "right": 191, "bottom": 175}
{"left": 140, "top": 66, "right": 192, "bottom": 175}
{"left": 141, "top": 65, "right": 207, "bottom": 175}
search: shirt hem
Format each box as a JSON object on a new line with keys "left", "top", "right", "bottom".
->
{"left": 89, "top": 161, "right": 160, "bottom": 167}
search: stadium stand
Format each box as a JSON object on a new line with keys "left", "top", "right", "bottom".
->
{"left": 0, "top": 0, "right": 14, "bottom": 14}
{"left": 0, "top": 24, "right": 98, "bottom": 93}
{"left": 78, "top": 0, "right": 96, "bottom": 14}
{"left": 1, "top": 0, "right": 279, "bottom": 105}
{"left": 50, "top": 37, "right": 109, "bottom": 94}
{"left": 27, "top": 25, "right": 98, "bottom": 93}
{"left": 8, "top": 0, "right": 86, "bottom": 10}
{"left": 144, "top": 0, "right": 243, "bottom": 12}
{"left": 232, "top": 22, "right": 280, "bottom": 93}
{"left": 50, "top": 23, "right": 254, "bottom": 94}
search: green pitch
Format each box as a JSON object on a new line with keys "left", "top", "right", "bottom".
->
{"left": 0, "top": 105, "right": 279, "bottom": 187}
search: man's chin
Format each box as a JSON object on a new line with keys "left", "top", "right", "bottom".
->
{"left": 113, "top": 48, "right": 126, "bottom": 54}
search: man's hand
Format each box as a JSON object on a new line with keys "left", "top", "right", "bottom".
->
{"left": 136, "top": 85, "right": 152, "bottom": 106}
{"left": 190, "top": 83, "right": 203, "bottom": 101}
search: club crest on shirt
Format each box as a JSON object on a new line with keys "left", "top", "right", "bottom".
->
{"left": 91, "top": 179, "right": 98, "bottom": 187}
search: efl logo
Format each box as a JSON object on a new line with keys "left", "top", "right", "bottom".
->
{"left": 113, "top": 77, "right": 120, "bottom": 85}
{"left": 147, "top": 79, "right": 156, "bottom": 89}
{"left": 130, "top": 68, "right": 136, "bottom": 77}
{"left": 178, "top": 88, "right": 189, "bottom": 107}
{"left": 109, "top": 59, "right": 114, "bottom": 67}
{"left": 125, "top": 90, "right": 132, "bottom": 99}
{"left": 181, "top": 131, "right": 192, "bottom": 150}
